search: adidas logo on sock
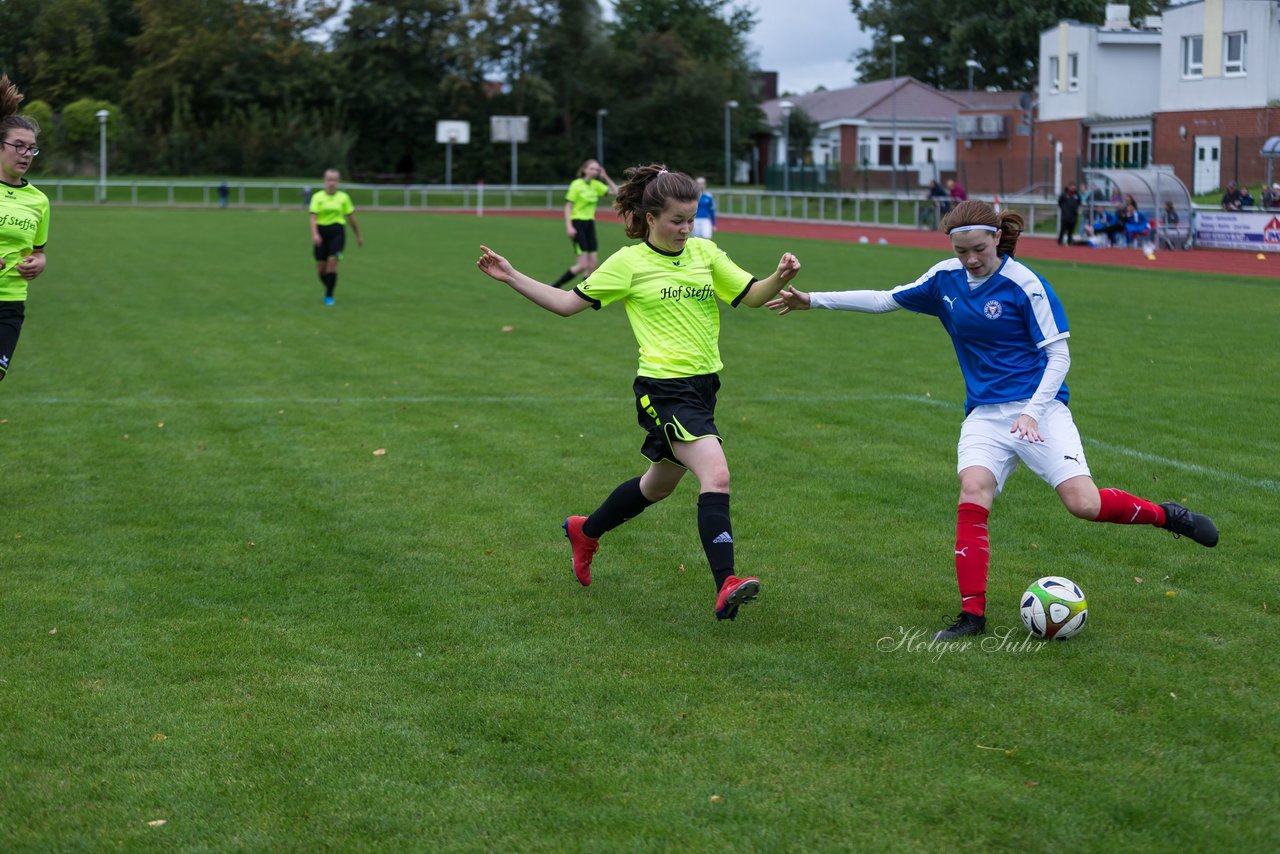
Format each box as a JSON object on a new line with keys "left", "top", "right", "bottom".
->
{"left": 712, "top": 531, "right": 733, "bottom": 544}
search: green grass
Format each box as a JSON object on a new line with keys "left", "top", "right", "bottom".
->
{"left": 1, "top": 208, "right": 1277, "bottom": 850}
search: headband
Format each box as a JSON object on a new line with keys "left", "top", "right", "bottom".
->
{"left": 948, "top": 224, "right": 998, "bottom": 234}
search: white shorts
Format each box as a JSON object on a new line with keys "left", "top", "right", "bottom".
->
{"left": 692, "top": 218, "right": 714, "bottom": 239}
{"left": 957, "top": 400, "right": 1092, "bottom": 495}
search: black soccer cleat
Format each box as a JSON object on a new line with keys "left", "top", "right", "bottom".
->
{"left": 1159, "top": 501, "right": 1219, "bottom": 548}
{"left": 932, "top": 611, "right": 986, "bottom": 641}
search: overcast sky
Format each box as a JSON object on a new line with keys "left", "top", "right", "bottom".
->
{"left": 745, "top": 0, "right": 873, "bottom": 94}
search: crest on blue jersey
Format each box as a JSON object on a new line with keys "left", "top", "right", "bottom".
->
{"left": 983, "top": 299, "right": 1003, "bottom": 319}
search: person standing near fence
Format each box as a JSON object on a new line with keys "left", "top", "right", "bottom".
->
{"left": 765, "top": 199, "right": 1218, "bottom": 640}
{"left": 0, "top": 76, "right": 50, "bottom": 386}
{"left": 1056, "top": 182, "right": 1081, "bottom": 245}
{"left": 549, "top": 159, "right": 618, "bottom": 289}
{"left": 693, "top": 177, "right": 716, "bottom": 239}
{"left": 476, "top": 164, "right": 801, "bottom": 621}
{"left": 308, "top": 169, "right": 363, "bottom": 306}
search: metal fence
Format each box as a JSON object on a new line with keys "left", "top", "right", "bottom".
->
{"left": 47, "top": 179, "right": 1076, "bottom": 235}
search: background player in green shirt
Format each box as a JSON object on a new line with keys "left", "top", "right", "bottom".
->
{"left": 308, "top": 168, "right": 364, "bottom": 305}
{"left": 477, "top": 164, "right": 800, "bottom": 622}
{"left": 0, "top": 76, "right": 50, "bottom": 383}
{"left": 549, "top": 159, "right": 618, "bottom": 289}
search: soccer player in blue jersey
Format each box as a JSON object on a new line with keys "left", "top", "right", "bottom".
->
{"left": 0, "top": 76, "right": 50, "bottom": 385}
{"left": 767, "top": 199, "right": 1218, "bottom": 640}
{"left": 477, "top": 164, "right": 801, "bottom": 621}
{"left": 692, "top": 177, "right": 716, "bottom": 239}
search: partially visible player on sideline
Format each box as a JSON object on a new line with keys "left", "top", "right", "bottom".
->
{"left": 0, "top": 76, "right": 50, "bottom": 384}
{"left": 549, "top": 159, "right": 618, "bottom": 289}
{"left": 692, "top": 176, "right": 716, "bottom": 239}
{"left": 766, "top": 199, "right": 1217, "bottom": 640}
{"left": 308, "top": 169, "right": 363, "bottom": 305}
{"left": 477, "top": 164, "right": 801, "bottom": 621}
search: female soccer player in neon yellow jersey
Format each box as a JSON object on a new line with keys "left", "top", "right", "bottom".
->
{"left": 478, "top": 164, "right": 800, "bottom": 621}
{"left": 549, "top": 159, "right": 618, "bottom": 289}
{"left": 308, "top": 168, "right": 363, "bottom": 305}
{"left": 0, "top": 76, "right": 50, "bottom": 384}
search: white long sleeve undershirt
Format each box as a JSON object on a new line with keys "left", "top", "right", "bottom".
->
{"left": 808, "top": 288, "right": 1072, "bottom": 422}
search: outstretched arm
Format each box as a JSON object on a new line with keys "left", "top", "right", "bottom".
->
{"left": 738, "top": 253, "right": 801, "bottom": 308}
{"left": 476, "top": 245, "right": 592, "bottom": 317}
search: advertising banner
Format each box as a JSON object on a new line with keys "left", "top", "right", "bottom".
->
{"left": 1193, "top": 210, "right": 1280, "bottom": 252}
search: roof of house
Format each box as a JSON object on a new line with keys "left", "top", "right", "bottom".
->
{"left": 761, "top": 78, "right": 1027, "bottom": 125}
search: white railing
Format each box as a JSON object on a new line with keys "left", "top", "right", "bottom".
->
{"left": 40, "top": 179, "right": 1083, "bottom": 237}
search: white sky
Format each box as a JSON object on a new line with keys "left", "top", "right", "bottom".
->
{"left": 745, "top": 0, "right": 873, "bottom": 94}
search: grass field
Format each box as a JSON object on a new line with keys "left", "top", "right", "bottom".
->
{"left": 1, "top": 206, "right": 1277, "bottom": 851}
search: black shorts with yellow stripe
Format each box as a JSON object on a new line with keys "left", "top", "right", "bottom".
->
{"left": 633, "top": 373, "right": 722, "bottom": 466}
{"left": 0, "top": 300, "right": 25, "bottom": 379}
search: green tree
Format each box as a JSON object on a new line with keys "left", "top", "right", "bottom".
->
{"left": 850, "top": 0, "right": 1169, "bottom": 90}
{"left": 61, "top": 97, "right": 120, "bottom": 169}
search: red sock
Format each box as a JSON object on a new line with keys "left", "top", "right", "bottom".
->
{"left": 955, "top": 503, "right": 991, "bottom": 616}
{"left": 1095, "top": 488, "right": 1166, "bottom": 526}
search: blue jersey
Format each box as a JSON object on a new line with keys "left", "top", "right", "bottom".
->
{"left": 891, "top": 256, "right": 1070, "bottom": 414}
{"left": 696, "top": 191, "right": 716, "bottom": 225}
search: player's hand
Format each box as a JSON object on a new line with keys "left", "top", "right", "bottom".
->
{"left": 312, "top": 233, "right": 322, "bottom": 247}
{"left": 766, "top": 285, "right": 811, "bottom": 315}
{"left": 356, "top": 236, "right": 364, "bottom": 248}
{"left": 16, "top": 254, "right": 45, "bottom": 281}
{"left": 566, "top": 225, "right": 577, "bottom": 238}
{"left": 777, "top": 252, "right": 800, "bottom": 283}
{"left": 476, "top": 245, "right": 515, "bottom": 283}
{"left": 1011, "top": 414, "right": 1043, "bottom": 443}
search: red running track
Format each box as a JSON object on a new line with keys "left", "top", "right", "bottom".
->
{"left": 478, "top": 208, "right": 1278, "bottom": 280}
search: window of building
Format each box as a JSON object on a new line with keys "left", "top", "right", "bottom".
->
{"left": 1049, "top": 56, "right": 1060, "bottom": 93}
{"left": 858, "top": 138, "right": 871, "bottom": 167}
{"left": 1068, "top": 53, "right": 1079, "bottom": 91}
{"left": 1182, "top": 35, "right": 1203, "bottom": 77}
{"left": 1087, "top": 128, "right": 1152, "bottom": 168}
{"left": 1224, "top": 32, "right": 1246, "bottom": 75}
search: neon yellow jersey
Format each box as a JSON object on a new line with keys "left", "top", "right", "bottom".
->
{"left": 575, "top": 238, "right": 754, "bottom": 378}
{"left": 0, "top": 180, "right": 50, "bottom": 302}
{"left": 309, "top": 189, "right": 354, "bottom": 226}
{"left": 565, "top": 178, "right": 609, "bottom": 221}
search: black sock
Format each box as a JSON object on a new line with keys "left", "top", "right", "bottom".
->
{"left": 583, "top": 477, "right": 655, "bottom": 539}
{"left": 551, "top": 269, "right": 577, "bottom": 289}
{"left": 323, "top": 273, "right": 337, "bottom": 297}
{"left": 697, "top": 492, "right": 734, "bottom": 590}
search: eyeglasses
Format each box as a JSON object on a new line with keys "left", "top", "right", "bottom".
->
{"left": 0, "top": 141, "right": 40, "bottom": 157}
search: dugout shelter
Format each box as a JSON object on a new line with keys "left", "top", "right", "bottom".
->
{"left": 1083, "top": 167, "right": 1194, "bottom": 250}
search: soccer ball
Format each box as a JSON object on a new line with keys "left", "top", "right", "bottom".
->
{"left": 1019, "top": 576, "right": 1088, "bottom": 640}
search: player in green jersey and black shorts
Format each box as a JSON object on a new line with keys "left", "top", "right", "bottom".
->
{"left": 549, "top": 159, "right": 618, "bottom": 289}
{"left": 0, "top": 76, "right": 50, "bottom": 383}
{"left": 309, "top": 169, "right": 364, "bottom": 305}
{"left": 477, "top": 164, "right": 801, "bottom": 621}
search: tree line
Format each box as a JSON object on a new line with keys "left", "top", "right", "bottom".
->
{"left": 0, "top": 0, "right": 764, "bottom": 184}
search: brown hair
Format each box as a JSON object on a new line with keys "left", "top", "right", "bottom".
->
{"left": 576, "top": 159, "right": 598, "bottom": 179}
{"left": 940, "top": 199, "right": 1024, "bottom": 257}
{"left": 613, "top": 164, "right": 700, "bottom": 240}
{"left": 0, "top": 75, "right": 39, "bottom": 140}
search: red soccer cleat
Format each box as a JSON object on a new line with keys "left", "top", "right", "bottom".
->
{"left": 562, "top": 516, "right": 599, "bottom": 586}
{"left": 714, "top": 575, "right": 760, "bottom": 621}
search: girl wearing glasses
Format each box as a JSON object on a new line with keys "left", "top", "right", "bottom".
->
{"left": 0, "top": 76, "right": 49, "bottom": 383}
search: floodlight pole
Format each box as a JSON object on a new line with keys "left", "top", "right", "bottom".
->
{"left": 596, "top": 109, "right": 607, "bottom": 165}
{"left": 778, "top": 99, "right": 794, "bottom": 215}
{"left": 724, "top": 100, "right": 738, "bottom": 187}
{"left": 890, "top": 34, "right": 904, "bottom": 196}
{"left": 96, "top": 109, "right": 109, "bottom": 203}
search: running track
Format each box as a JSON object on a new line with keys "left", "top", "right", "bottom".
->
{"left": 482, "top": 208, "right": 1279, "bottom": 280}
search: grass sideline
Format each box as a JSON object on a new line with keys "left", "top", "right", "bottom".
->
{"left": 1, "top": 207, "right": 1277, "bottom": 850}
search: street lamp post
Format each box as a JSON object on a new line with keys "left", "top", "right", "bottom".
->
{"left": 966, "top": 59, "right": 982, "bottom": 93}
{"left": 890, "top": 34, "right": 904, "bottom": 196}
{"left": 724, "top": 99, "right": 738, "bottom": 187}
{"left": 95, "top": 109, "right": 109, "bottom": 203}
{"left": 596, "top": 109, "right": 607, "bottom": 165}
{"left": 778, "top": 99, "right": 794, "bottom": 206}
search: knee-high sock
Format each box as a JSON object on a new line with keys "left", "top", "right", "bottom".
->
{"left": 583, "top": 477, "right": 654, "bottom": 539}
{"left": 322, "top": 272, "right": 337, "bottom": 297}
{"left": 697, "top": 492, "right": 734, "bottom": 591}
{"left": 1094, "top": 487, "right": 1166, "bottom": 526}
{"left": 955, "top": 502, "right": 990, "bottom": 616}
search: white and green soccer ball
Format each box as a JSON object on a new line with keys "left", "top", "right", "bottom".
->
{"left": 1020, "top": 576, "right": 1088, "bottom": 640}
